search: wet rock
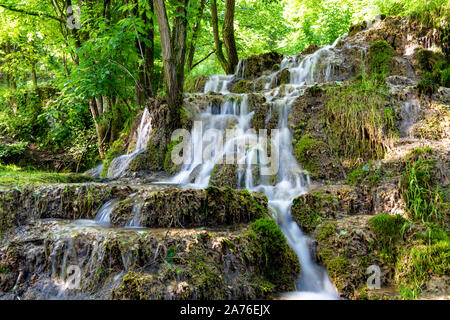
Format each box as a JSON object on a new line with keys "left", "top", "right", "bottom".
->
{"left": 232, "top": 80, "right": 254, "bottom": 93}
{"left": 110, "top": 187, "right": 269, "bottom": 228}
{"left": 348, "top": 21, "right": 367, "bottom": 37}
{"left": 0, "top": 217, "right": 299, "bottom": 300}
{"left": 209, "top": 164, "right": 239, "bottom": 188}
{"left": 243, "top": 52, "right": 283, "bottom": 80}
{"left": 0, "top": 184, "right": 135, "bottom": 231}
{"left": 269, "top": 68, "right": 290, "bottom": 88}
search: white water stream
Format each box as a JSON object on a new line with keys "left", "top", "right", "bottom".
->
{"left": 164, "top": 38, "right": 347, "bottom": 299}
{"left": 107, "top": 107, "right": 152, "bottom": 179}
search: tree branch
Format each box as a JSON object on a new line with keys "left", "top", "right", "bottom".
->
{"left": 0, "top": 4, "right": 65, "bottom": 23}
{"left": 191, "top": 50, "right": 216, "bottom": 70}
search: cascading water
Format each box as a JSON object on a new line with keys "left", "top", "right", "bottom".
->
{"left": 94, "top": 199, "right": 118, "bottom": 227}
{"left": 107, "top": 108, "right": 152, "bottom": 179}
{"left": 400, "top": 98, "right": 421, "bottom": 138}
{"left": 167, "top": 38, "right": 347, "bottom": 299}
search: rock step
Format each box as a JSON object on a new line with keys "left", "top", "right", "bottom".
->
{"left": 0, "top": 218, "right": 299, "bottom": 300}
{"left": 0, "top": 184, "right": 269, "bottom": 231}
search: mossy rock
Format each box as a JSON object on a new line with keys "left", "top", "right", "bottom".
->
{"left": 209, "top": 163, "right": 239, "bottom": 188}
{"left": 110, "top": 198, "right": 135, "bottom": 227}
{"left": 244, "top": 52, "right": 283, "bottom": 79}
{"left": 395, "top": 241, "right": 450, "bottom": 299}
{"left": 415, "top": 79, "right": 439, "bottom": 96}
{"left": 270, "top": 68, "right": 290, "bottom": 88}
{"left": 246, "top": 218, "right": 300, "bottom": 291}
{"left": 127, "top": 152, "right": 151, "bottom": 172}
{"left": 294, "top": 134, "right": 343, "bottom": 180}
{"left": 232, "top": 80, "right": 254, "bottom": 93}
{"left": 291, "top": 191, "right": 340, "bottom": 233}
{"left": 368, "top": 40, "right": 396, "bottom": 75}
{"left": 413, "top": 49, "right": 445, "bottom": 73}
{"left": 301, "top": 44, "right": 320, "bottom": 55}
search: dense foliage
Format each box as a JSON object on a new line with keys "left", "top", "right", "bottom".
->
{"left": 0, "top": 0, "right": 449, "bottom": 172}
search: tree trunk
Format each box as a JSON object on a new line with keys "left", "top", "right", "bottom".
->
{"left": 135, "top": 0, "right": 155, "bottom": 106}
{"left": 223, "top": 0, "right": 239, "bottom": 74}
{"left": 211, "top": 0, "right": 230, "bottom": 73}
{"left": 154, "top": 0, "right": 188, "bottom": 130}
{"left": 32, "top": 63, "right": 38, "bottom": 88}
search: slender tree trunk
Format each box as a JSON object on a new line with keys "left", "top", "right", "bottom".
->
{"left": 187, "top": 0, "right": 206, "bottom": 71}
{"left": 223, "top": 0, "right": 239, "bottom": 73}
{"left": 211, "top": 0, "right": 230, "bottom": 73}
{"left": 135, "top": 0, "right": 155, "bottom": 106}
{"left": 32, "top": 63, "right": 38, "bottom": 88}
{"left": 5, "top": 41, "right": 16, "bottom": 90}
{"left": 154, "top": 0, "right": 188, "bottom": 130}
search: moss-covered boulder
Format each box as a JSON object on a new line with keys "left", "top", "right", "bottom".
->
{"left": 232, "top": 80, "right": 254, "bottom": 93}
{"left": 244, "top": 52, "right": 283, "bottom": 79}
{"left": 294, "top": 134, "right": 343, "bottom": 180}
{"left": 209, "top": 163, "right": 239, "bottom": 188}
{"left": 0, "top": 184, "right": 133, "bottom": 231}
{"left": 110, "top": 187, "right": 268, "bottom": 228}
{"left": 301, "top": 44, "right": 320, "bottom": 55}
{"left": 269, "top": 68, "right": 290, "bottom": 88}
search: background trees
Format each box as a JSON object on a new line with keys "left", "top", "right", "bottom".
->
{"left": 0, "top": 0, "right": 448, "bottom": 171}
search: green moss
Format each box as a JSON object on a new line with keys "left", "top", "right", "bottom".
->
{"left": 319, "top": 248, "right": 349, "bottom": 278}
{"left": 145, "top": 139, "right": 166, "bottom": 171}
{"left": 395, "top": 241, "right": 450, "bottom": 299}
{"left": 247, "top": 218, "right": 300, "bottom": 291}
{"left": 368, "top": 40, "right": 396, "bottom": 75}
{"left": 163, "top": 136, "right": 183, "bottom": 175}
{"left": 324, "top": 79, "right": 397, "bottom": 169}
{"left": 415, "top": 79, "right": 439, "bottom": 96}
{"left": 369, "top": 214, "right": 406, "bottom": 241}
{"left": 0, "top": 164, "right": 93, "bottom": 186}
{"left": 209, "top": 163, "right": 239, "bottom": 188}
{"left": 294, "top": 134, "right": 330, "bottom": 178}
{"left": 401, "top": 148, "right": 446, "bottom": 226}
{"left": 233, "top": 80, "right": 254, "bottom": 93}
{"left": 441, "top": 67, "right": 450, "bottom": 87}
{"left": 414, "top": 49, "right": 444, "bottom": 73}
{"left": 317, "top": 222, "right": 336, "bottom": 241}
{"left": 307, "top": 85, "right": 323, "bottom": 97}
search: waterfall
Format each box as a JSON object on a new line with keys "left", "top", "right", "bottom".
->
{"left": 94, "top": 199, "right": 118, "bottom": 227}
{"left": 400, "top": 98, "right": 421, "bottom": 138}
{"left": 107, "top": 108, "right": 152, "bottom": 179}
{"left": 165, "top": 39, "right": 345, "bottom": 299}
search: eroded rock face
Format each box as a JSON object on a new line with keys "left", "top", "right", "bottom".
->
{"left": 0, "top": 183, "right": 302, "bottom": 300}
{"left": 0, "top": 219, "right": 299, "bottom": 300}
{"left": 243, "top": 52, "right": 283, "bottom": 80}
{"left": 0, "top": 184, "right": 134, "bottom": 232}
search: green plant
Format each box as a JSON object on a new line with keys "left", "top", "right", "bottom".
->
{"left": 368, "top": 40, "right": 396, "bottom": 75}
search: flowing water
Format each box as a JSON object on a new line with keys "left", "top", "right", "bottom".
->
{"left": 164, "top": 38, "right": 348, "bottom": 299}
{"left": 107, "top": 107, "right": 152, "bottom": 178}
{"left": 94, "top": 199, "right": 119, "bottom": 227}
